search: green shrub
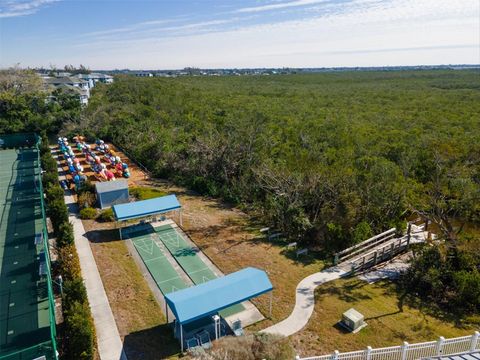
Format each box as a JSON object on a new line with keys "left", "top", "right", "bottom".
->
{"left": 57, "top": 221, "right": 74, "bottom": 248}
{"left": 45, "top": 183, "right": 64, "bottom": 204}
{"left": 57, "top": 245, "right": 81, "bottom": 280}
{"left": 63, "top": 277, "right": 88, "bottom": 313}
{"left": 41, "top": 153, "right": 57, "bottom": 173}
{"left": 77, "top": 180, "right": 95, "bottom": 195}
{"left": 78, "top": 192, "right": 96, "bottom": 209}
{"left": 97, "top": 208, "right": 114, "bottom": 222}
{"left": 49, "top": 199, "right": 69, "bottom": 232}
{"left": 64, "top": 301, "right": 95, "bottom": 360}
{"left": 42, "top": 171, "right": 59, "bottom": 189}
{"left": 79, "top": 207, "right": 97, "bottom": 219}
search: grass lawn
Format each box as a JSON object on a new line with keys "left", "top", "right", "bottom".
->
{"left": 291, "top": 278, "right": 478, "bottom": 357}
{"left": 82, "top": 220, "right": 180, "bottom": 359}
{"left": 130, "top": 186, "right": 167, "bottom": 200}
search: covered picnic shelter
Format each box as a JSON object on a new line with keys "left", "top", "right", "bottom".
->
{"left": 112, "top": 194, "right": 182, "bottom": 238}
{"left": 165, "top": 267, "right": 273, "bottom": 351}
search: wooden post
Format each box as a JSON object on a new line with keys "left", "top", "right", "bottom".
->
{"left": 373, "top": 251, "right": 378, "bottom": 265}
{"left": 390, "top": 243, "right": 394, "bottom": 258}
{"left": 269, "top": 291, "right": 273, "bottom": 318}
{"left": 180, "top": 323, "right": 184, "bottom": 353}
{"left": 334, "top": 253, "right": 339, "bottom": 265}
{"left": 425, "top": 218, "right": 429, "bottom": 231}
{"left": 406, "top": 223, "right": 412, "bottom": 249}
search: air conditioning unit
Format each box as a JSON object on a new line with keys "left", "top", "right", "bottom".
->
{"left": 341, "top": 308, "right": 366, "bottom": 333}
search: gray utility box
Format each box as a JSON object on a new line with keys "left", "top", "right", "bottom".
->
{"left": 95, "top": 180, "right": 129, "bottom": 209}
{"left": 341, "top": 308, "right": 366, "bottom": 333}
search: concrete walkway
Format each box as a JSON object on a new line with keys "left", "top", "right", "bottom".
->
{"left": 262, "top": 266, "right": 348, "bottom": 336}
{"left": 66, "top": 194, "right": 127, "bottom": 360}
{"left": 53, "top": 147, "right": 126, "bottom": 360}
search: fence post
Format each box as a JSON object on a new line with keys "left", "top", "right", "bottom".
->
{"left": 334, "top": 253, "right": 339, "bottom": 265}
{"left": 470, "top": 331, "right": 480, "bottom": 352}
{"left": 401, "top": 342, "right": 409, "bottom": 360}
{"left": 436, "top": 336, "right": 445, "bottom": 356}
{"left": 373, "top": 251, "right": 378, "bottom": 265}
{"left": 365, "top": 346, "right": 372, "bottom": 360}
{"left": 406, "top": 223, "right": 411, "bottom": 249}
{"left": 333, "top": 350, "right": 339, "bottom": 360}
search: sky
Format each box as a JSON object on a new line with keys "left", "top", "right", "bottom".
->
{"left": 0, "top": 0, "right": 479, "bottom": 69}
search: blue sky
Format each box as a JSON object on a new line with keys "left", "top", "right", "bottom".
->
{"left": 0, "top": 0, "right": 478, "bottom": 69}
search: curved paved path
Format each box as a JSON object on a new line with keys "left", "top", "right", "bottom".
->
{"left": 261, "top": 266, "right": 348, "bottom": 336}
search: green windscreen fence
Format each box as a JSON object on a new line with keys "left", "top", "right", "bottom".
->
{"left": 0, "top": 133, "right": 57, "bottom": 360}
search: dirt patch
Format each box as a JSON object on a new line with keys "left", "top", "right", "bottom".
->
{"left": 57, "top": 142, "right": 147, "bottom": 186}
{"left": 139, "top": 178, "right": 326, "bottom": 330}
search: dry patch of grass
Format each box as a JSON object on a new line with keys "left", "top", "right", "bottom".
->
{"left": 140, "top": 180, "right": 327, "bottom": 329}
{"left": 82, "top": 219, "right": 180, "bottom": 359}
{"left": 292, "top": 278, "right": 477, "bottom": 357}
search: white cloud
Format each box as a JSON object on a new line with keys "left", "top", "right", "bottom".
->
{"left": 3, "top": 0, "right": 479, "bottom": 68}
{"left": 0, "top": 0, "right": 59, "bottom": 18}
{"left": 236, "top": 0, "right": 329, "bottom": 13}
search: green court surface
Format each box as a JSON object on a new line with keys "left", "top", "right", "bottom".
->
{"left": 154, "top": 224, "right": 244, "bottom": 317}
{"left": 0, "top": 148, "right": 54, "bottom": 359}
{"left": 127, "top": 227, "right": 188, "bottom": 294}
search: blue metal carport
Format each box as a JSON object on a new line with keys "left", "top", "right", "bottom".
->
{"left": 112, "top": 194, "right": 182, "bottom": 238}
{"left": 164, "top": 267, "right": 273, "bottom": 351}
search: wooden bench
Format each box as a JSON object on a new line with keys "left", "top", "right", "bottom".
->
{"left": 296, "top": 248, "right": 308, "bottom": 258}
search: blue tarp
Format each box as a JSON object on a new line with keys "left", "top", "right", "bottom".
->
{"left": 165, "top": 267, "right": 273, "bottom": 324}
{"left": 112, "top": 194, "right": 181, "bottom": 221}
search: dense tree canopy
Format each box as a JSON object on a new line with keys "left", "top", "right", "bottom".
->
{"left": 83, "top": 71, "right": 480, "bottom": 252}
{"left": 0, "top": 67, "right": 81, "bottom": 134}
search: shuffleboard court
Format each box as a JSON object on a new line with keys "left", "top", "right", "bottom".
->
{"left": 154, "top": 224, "right": 245, "bottom": 317}
{"left": 126, "top": 226, "right": 188, "bottom": 294}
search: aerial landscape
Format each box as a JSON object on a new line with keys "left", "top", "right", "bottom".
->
{"left": 0, "top": 1, "right": 479, "bottom": 360}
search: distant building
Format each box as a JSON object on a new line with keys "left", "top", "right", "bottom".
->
{"left": 74, "top": 73, "right": 114, "bottom": 88}
{"left": 135, "top": 72, "right": 154, "bottom": 77}
{"left": 42, "top": 73, "right": 113, "bottom": 105}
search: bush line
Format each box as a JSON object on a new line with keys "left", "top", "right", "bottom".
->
{"left": 40, "top": 135, "right": 96, "bottom": 360}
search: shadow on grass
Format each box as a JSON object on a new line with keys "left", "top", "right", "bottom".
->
{"left": 123, "top": 323, "right": 180, "bottom": 360}
{"left": 316, "top": 279, "right": 372, "bottom": 303}
{"left": 85, "top": 228, "right": 122, "bottom": 243}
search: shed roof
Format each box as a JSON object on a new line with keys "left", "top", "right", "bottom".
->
{"left": 165, "top": 267, "right": 273, "bottom": 324}
{"left": 112, "top": 194, "right": 180, "bottom": 221}
{"left": 95, "top": 179, "right": 128, "bottom": 194}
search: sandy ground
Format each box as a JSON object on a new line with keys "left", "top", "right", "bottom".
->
{"left": 358, "top": 252, "right": 412, "bottom": 283}
{"left": 57, "top": 142, "right": 147, "bottom": 187}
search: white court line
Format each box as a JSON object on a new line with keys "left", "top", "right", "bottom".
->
{"left": 157, "top": 276, "right": 182, "bottom": 284}
{"left": 186, "top": 267, "right": 212, "bottom": 275}
{"left": 144, "top": 256, "right": 165, "bottom": 262}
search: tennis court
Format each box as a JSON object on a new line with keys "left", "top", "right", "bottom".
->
{"left": 126, "top": 226, "right": 188, "bottom": 294}
{"left": 0, "top": 143, "right": 56, "bottom": 359}
{"left": 154, "top": 224, "right": 244, "bottom": 317}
